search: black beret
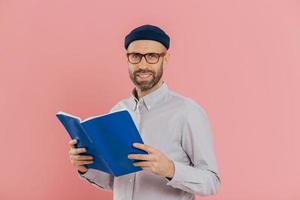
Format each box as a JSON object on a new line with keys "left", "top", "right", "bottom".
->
{"left": 124, "top": 24, "right": 170, "bottom": 50}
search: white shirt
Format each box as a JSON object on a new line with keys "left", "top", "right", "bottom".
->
{"left": 79, "top": 82, "right": 221, "bottom": 200}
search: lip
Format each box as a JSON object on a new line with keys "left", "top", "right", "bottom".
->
{"left": 136, "top": 72, "right": 152, "bottom": 76}
{"left": 136, "top": 72, "right": 152, "bottom": 80}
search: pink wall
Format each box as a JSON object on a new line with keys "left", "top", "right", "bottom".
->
{"left": 1, "top": 0, "right": 299, "bottom": 199}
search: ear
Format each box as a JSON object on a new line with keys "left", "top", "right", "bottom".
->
{"left": 163, "top": 52, "right": 170, "bottom": 65}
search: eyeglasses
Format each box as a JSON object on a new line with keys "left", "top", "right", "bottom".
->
{"left": 126, "top": 52, "right": 166, "bottom": 64}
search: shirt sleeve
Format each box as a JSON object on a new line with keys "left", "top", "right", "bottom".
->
{"left": 166, "top": 102, "right": 221, "bottom": 196}
{"left": 77, "top": 102, "right": 124, "bottom": 191}
{"left": 78, "top": 169, "right": 114, "bottom": 191}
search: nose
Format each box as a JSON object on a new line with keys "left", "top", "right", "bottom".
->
{"left": 137, "top": 56, "right": 148, "bottom": 69}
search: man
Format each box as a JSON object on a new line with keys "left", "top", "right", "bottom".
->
{"left": 68, "top": 24, "right": 221, "bottom": 200}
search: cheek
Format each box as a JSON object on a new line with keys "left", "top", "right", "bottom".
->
{"left": 128, "top": 65, "right": 135, "bottom": 73}
{"left": 152, "top": 64, "right": 162, "bottom": 74}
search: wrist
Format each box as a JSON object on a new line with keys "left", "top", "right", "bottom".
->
{"left": 166, "top": 160, "right": 175, "bottom": 178}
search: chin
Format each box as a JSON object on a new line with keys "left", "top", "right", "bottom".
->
{"left": 139, "top": 82, "right": 160, "bottom": 91}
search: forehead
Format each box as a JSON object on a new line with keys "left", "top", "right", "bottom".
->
{"left": 127, "top": 40, "right": 166, "bottom": 53}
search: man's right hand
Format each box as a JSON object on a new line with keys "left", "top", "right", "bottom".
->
{"left": 69, "top": 139, "right": 94, "bottom": 174}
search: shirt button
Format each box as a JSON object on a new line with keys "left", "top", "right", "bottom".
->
{"left": 129, "top": 179, "right": 133, "bottom": 182}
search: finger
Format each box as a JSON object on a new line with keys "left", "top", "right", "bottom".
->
{"left": 78, "top": 166, "right": 88, "bottom": 172}
{"left": 76, "top": 155, "right": 94, "bottom": 161}
{"left": 75, "top": 160, "right": 94, "bottom": 166}
{"left": 128, "top": 154, "right": 154, "bottom": 161}
{"left": 69, "top": 139, "right": 77, "bottom": 147}
{"left": 133, "top": 161, "right": 151, "bottom": 167}
{"left": 70, "top": 155, "right": 92, "bottom": 161}
{"left": 69, "top": 148, "right": 76, "bottom": 155}
{"left": 133, "top": 143, "right": 157, "bottom": 154}
{"left": 69, "top": 147, "right": 87, "bottom": 155}
{"left": 76, "top": 148, "right": 87, "bottom": 154}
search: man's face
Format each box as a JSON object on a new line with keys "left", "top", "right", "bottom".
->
{"left": 127, "top": 40, "right": 169, "bottom": 92}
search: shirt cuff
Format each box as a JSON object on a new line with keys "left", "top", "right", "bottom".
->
{"left": 165, "top": 161, "right": 221, "bottom": 196}
{"left": 77, "top": 168, "right": 95, "bottom": 181}
{"left": 78, "top": 168, "right": 104, "bottom": 181}
{"left": 77, "top": 168, "right": 114, "bottom": 190}
{"left": 165, "top": 161, "right": 190, "bottom": 187}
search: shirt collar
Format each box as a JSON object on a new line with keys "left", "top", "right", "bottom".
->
{"left": 129, "top": 81, "right": 169, "bottom": 111}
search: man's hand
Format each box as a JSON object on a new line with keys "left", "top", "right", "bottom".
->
{"left": 128, "top": 143, "right": 175, "bottom": 179}
{"left": 69, "top": 139, "right": 94, "bottom": 173}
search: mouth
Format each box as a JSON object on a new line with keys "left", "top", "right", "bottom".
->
{"left": 136, "top": 72, "right": 153, "bottom": 80}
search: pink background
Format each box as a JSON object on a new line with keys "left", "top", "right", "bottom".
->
{"left": 1, "top": 0, "right": 299, "bottom": 199}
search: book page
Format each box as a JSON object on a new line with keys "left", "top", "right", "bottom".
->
{"left": 81, "top": 108, "right": 127, "bottom": 123}
{"left": 56, "top": 111, "right": 82, "bottom": 121}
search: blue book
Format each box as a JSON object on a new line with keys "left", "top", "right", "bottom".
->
{"left": 56, "top": 109, "right": 147, "bottom": 177}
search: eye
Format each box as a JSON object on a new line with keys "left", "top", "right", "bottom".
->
{"left": 147, "top": 53, "right": 158, "bottom": 59}
{"left": 131, "top": 53, "right": 139, "bottom": 58}
{"left": 129, "top": 53, "right": 141, "bottom": 60}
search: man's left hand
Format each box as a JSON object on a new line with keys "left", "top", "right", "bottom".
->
{"left": 128, "top": 143, "right": 175, "bottom": 179}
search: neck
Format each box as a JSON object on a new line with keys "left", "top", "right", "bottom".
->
{"left": 136, "top": 80, "right": 164, "bottom": 99}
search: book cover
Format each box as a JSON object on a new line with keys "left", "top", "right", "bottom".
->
{"left": 56, "top": 109, "right": 147, "bottom": 177}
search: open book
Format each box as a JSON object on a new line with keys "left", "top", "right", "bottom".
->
{"left": 56, "top": 109, "right": 147, "bottom": 177}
